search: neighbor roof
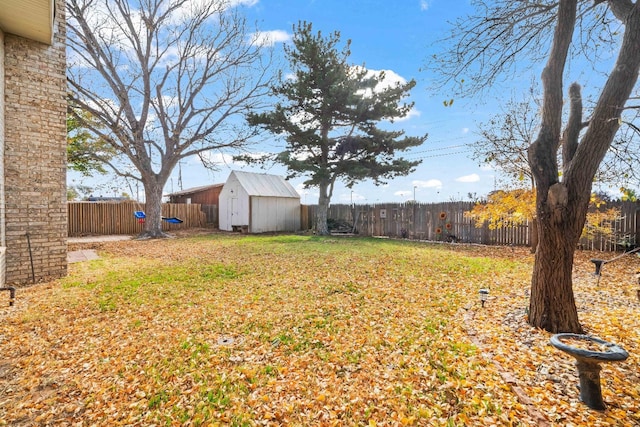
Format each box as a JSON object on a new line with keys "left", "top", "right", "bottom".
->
{"left": 0, "top": 0, "right": 54, "bottom": 45}
{"left": 231, "top": 171, "right": 300, "bottom": 198}
{"left": 165, "top": 183, "right": 223, "bottom": 197}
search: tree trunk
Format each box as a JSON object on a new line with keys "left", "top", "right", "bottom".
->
{"left": 527, "top": 0, "right": 582, "bottom": 333}
{"left": 139, "top": 178, "right": 170, "bottom": 239}
{"left": 528, "top": 184, "right": 585, "bottom": 333}
{"left": 528, "top": 1, "right": 640, "bottom": 333}
{"left": 529, "top": 217, "right": 538, "bottom": 253}
{"left": 316, "top": 181, "right": 330, "bottom": 236}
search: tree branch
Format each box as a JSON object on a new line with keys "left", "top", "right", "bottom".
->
{"left": 528, "top": 0, "right": 578, "bottom": 192}
{"left": 566, "top": 2, "right": 640, "bottom": 191}
{"left": 67, "top": 0, "right": 274, "bottom": 198}
{"left": 604, "top": 0, "right": 635, "bottom": 21}
{"left": 562, "top": 82, "right": 583, "bottom": 172}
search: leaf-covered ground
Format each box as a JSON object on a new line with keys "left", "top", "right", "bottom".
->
{"left": 0, "top": 232, "right": 638, "bottom": 426}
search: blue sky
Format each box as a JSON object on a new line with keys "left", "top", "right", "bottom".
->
{"left": 69, "top": 0, "right": 511, "bottom": 204}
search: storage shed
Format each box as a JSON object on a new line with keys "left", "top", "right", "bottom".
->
{"left": 165, "top": 184, "right": 224, "bottom": 226}
{"left": 166, "top": 184, "right": 223, "bottom": 205}
{"left": 219, "top": 171, "right": 301, "bottom": 233}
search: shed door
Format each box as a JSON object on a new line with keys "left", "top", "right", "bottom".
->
{"left": 230, "top": 197, "right": 241, "bottom": 226}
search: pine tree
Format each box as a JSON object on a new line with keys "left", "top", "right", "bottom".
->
{"left": 246, "top": 22, "right": 427, "bottom": 235}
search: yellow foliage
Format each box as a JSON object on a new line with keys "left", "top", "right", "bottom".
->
{"left": 583, "top": 194, "right": 620, "bottom": 240}
{"left": 582, "top": 207, "right": 620, "bottom": 240}
{"left": 465, "top": 189, "right": 535, "bottom": 230}
{"left": 467, "top": 190, "right": 621, "bottom": 239}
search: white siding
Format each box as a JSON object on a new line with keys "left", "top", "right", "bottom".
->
{"left": 219, "top": 175, "right": 246, "bottom": 231}
{"left": 219, "top": 171, "right": 301, "bottom": 233}
{"left": 218, "top": 186, "right": 231, "bottom": 231}
{"left": 249, "top": 196, "right": 301, "bottom": 233}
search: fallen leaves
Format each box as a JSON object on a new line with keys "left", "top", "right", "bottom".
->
{"left": 0, "top": 233, "right": 637, "bottom": 426}
{"left": 468, "top": 248, "right": 640, "bottom": 427}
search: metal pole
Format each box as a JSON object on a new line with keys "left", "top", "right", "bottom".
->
{"left": 26, "top": 232, "right": 35, "bottom": 284}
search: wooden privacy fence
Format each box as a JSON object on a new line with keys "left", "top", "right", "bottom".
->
{"left": 303, "top": 202, "right": 530, "bottom": 245}
{"left": 68, "top": 202, "right": 207, "bottom": 236}
{"left": 302, "top": 201, "right": 640, "bottom": 251}
{"left": 200, "top": 204, "right": 218, "bottom": 227}
{"left": 70, "top": 200, "right": 640, "bottom": 250}
{"left": 579, "top": 201, "right": 640, "bottom": 251}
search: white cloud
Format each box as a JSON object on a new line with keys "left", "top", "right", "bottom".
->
{"left": 84, "top": 97, "right": 119, "bottom": 116}
{"left": 67, "top": 49, "right": 93, "bottom": 69}
{"left": 354, "top": 66, "right": 406, "bottom": 95}
{"left": 395, "top": 190, "right": 412, "bottom": 198}
{"left": 456, "top": 173, "right": 480, "bottom": 183}
{"left": 157, "top": 95, "right": 179, "bottom": 109}
{"left": 420, "top": 1, "right": 430, "bottom": 11}
{"left": 295, "top": 183, "right": 318, "bottom": 201}
{"left": 340, "top": 191, "right": 365, "bottom": 202}
{"left": 351, "top": 67, "right": 419, "bottom": 122}
{"left": 250, "top": 30, "right": 291, "bottom": 47}
{"left": 171, "top": 0, "right": 258, "bottom": 23}
{"left": 279, "top": 64, "right": 418, "bottom": 121}
{"left": 290, "top": 149, "right": 314, "bottom": 161}
{"left": 413, "top": 179, "right": 443, "bottom": 189}
{"left": 396, "top": 107, "right": 421, "bottom": 122}
{"left": 232, "top": 0, "right": 259, "bottom": 6}
{"left": 70, "top": 0, "right": 262, "bottom": 58}
{"left": 462, "top": 127, "right": 469, "bottom": 134}
{"left": 198, "top": 152, "right": 235, "bottom": 166}
{"left": 289, "top": 110, "right": 320, "bottom": 132}
{"left": 369, "top": 68, "right": 406, "bottom": 90}
{"left": 197, "top": 151, "right": 269, "bottom": 167}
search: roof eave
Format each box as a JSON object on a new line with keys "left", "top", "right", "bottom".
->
{"left": 0, "top": 0, "right": 55, "bottom": 45}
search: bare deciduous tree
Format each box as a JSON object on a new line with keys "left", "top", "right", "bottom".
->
{"left": 474, "top": 91, "right": 640, "bottom": 193}
{"left": 67, "top": 0, "right": 273, "bottom": 237}
{"left": 472, "top": 94, "right": 541, "bottom": 252}
{"left": 473, "top": 96, "right": 539, "bottom": 190}
{"left": 431, "top": 0, "right": 640, "bottom": 333}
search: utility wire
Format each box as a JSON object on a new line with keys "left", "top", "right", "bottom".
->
{"left": 407, "top": 144, "right": 469, "bottom": 154}
{"left": 404, "top": 150, "right": 473, "bottom": 160}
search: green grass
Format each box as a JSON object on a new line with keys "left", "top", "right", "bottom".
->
{"left": 2, "top": 233, "right": 538, "bottom": 426}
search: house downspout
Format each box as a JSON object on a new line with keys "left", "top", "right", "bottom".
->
{"left": 248, "top": 196, "right": 253, "bottom": 233}
{"left": 0, "top": 29, "right": 6, "bottom": 287}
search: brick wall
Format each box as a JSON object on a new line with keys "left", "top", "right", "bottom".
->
{"left": 3, "top": 0, "right": 67, "bottom": 285}
{"left": 0, "top": 29, "right": 6, "bottom": 254}
{"left": 0, "top": 30, "right": 7, "bottom": 287}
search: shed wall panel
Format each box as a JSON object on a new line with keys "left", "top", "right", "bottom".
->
{"left": 249, "top": 197, "right": 300, "bottom": 233}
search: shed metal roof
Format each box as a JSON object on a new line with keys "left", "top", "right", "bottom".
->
{"left": 231, "top": 171, "right": 300, "bottom": 199}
